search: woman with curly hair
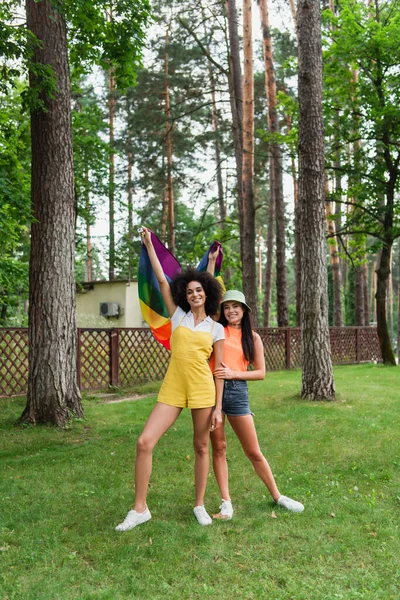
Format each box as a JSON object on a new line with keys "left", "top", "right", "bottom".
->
{"left": 115, "top": 227, "right": 225, "bottom": 531}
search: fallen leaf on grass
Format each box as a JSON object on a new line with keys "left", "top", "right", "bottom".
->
{"left": 212, "top": 512, "right": 230, "bottom": 520}
{"left": 330, "top": 513, "right": 336, "bottom": 518}
{"left": 270, "top": 512, "right": 277, "bottom": 519}
{"left": 214, "top": 555, "right": 220, "bottom": 562}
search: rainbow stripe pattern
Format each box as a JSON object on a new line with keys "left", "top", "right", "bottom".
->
{"left": 139, "top": 236, "right": 224, "bottom": 350}
{"left": 138, "top": 230, "right": 181, "bottom": 350}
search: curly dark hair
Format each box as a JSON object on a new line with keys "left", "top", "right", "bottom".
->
{"left": 170, "top": 267, "right": 223, "bottom": 316}
{"left": 218, "top": 303, "right": 255, "bottom": 364}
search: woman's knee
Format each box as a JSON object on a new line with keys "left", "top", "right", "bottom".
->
{"left": 137, "top": 433, "right": 155, "bottom": 454}
{"left": 245, "top": 448, "right": 264, "bottom": 463}
{"left": 193, "top": 439, "right": 209, "bottom": 457}
{"left": 212, "top": 438, "right": 227, "bottom": 459}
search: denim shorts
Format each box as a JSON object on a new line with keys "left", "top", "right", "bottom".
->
{"left": 222, "top": 380, "right": 253, "bottom": 417}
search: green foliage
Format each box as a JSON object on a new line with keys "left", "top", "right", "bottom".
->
{"left": 1, "top": 365, "right": 399, "bottom": 598}
{"left": 66, "top": 0, "right": 152, "bottom": 89}
{"left": 0, "top": 82, "right": 30, "bottom": 324}
{"left": 323, "top": 0, "right": 400, "bottom": 243}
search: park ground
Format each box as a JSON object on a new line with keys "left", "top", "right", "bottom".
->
{"left": 0, "top": 364, "right": 399, "bottom": 600}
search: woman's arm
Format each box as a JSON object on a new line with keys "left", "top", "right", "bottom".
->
{"left": 210, "top": 339, "right": 224, "bottom": 430}
{"left": 213, "top": 332, "right": 266, "bottom": 381}
{"left": 206, "top": 246, "right": 219, "bottom": 275}
{"left": 141, "top": 227, "right": 176, "bottom": 318}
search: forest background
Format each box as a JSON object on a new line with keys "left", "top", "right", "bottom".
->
{"left": 1, "top": 0, "right": 400, "bottom": 348}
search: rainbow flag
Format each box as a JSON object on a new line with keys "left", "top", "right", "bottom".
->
{"left": 138, "top": 231, "right": 181, "bottom": 350}
{"left": 139, "top": 236, "right": 224, "bottom": 349}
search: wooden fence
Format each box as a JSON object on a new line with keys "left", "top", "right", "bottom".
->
{"left": 0, "top": 326, "right": 382, "bottom": 398}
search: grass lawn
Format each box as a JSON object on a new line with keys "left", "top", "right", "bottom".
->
{"left": 0, "top": 364, "right": 399, "bottom": 600}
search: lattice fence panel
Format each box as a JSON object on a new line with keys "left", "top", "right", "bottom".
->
{"left": 330, "top": 328, "right": 357, "bottom": 364}
{"left": 289, "top": 328, "right": 302, "bottom": 368}
{"left": 0, "top": 329, "right": 29, "bottom": 396}
{"left": 257, "top": 328, "right": 287, "bottom": 371}
{"left": 119, "top": 328, "right": 170, "bottom": 385}
{"left": 79, "top": 329, "right": 111, "bottom": 390}
{"left": 359, "top": 328, "right": 381, "bottom": 362}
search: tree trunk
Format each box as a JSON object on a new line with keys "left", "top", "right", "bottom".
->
{"left": 362, "top": 259, "right": 369, "bottom": 325}
{"left": 398, "top": 278, "right": 400, "bottom": 364}
{"left": 127, "top": 124, "right": 134, "bottom": 280}
{"left": 376, "top": 243, "right": 396, "bottom": 364}
{"left": 164, "top": 30, "right": 175, "bottom": 254}
{"left": 284, "top": 102, "right": 301, "bottom": 326}
{"left": 241, "top": 0, "right": 258, "bottom": 323}
{"left": 108, "top": 65, "right": 116, "bottom": 281}
{"left": 325, "top": 194, "right": 343, "bottom": 326}
{"left": 354, "top": 265, "right": 365, "bottom": 326}
{"left": 263, "top": 179, "right": 274, "bottom": 326}
{"left": 208, "top": 61, "right": 226, "bottom": 225}
{"left": 298, "top": 0, "right": 335, "bottom": 400}
{"left": 226, "top": 0, "right": 244, "bottom": 255}
{"left": 85, "top": 169, "right": 92, "bottom": 282}
{"left": 259, "top": 0, "right": 288, "bottom": 326}
{"left": 22, "top": 0, "right": 83, "bottom": 425}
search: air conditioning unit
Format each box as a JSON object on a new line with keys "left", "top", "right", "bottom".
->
{"left": 100, "top": 302, "right": 120, "bottom": 317}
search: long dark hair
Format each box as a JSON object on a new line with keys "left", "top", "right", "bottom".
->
{"left": 218, "top": 304, "right": 254, "bottom": 363}
{"left": 170, "top": 267, "right": 223, "bottom": 315}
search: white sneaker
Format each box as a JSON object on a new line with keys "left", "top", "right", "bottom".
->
{"left": 276, "top": 495, "right": 304, "bottom": 513}
{"left": 193, "top": 505, "right": 212, "bottom": 526}
{"left": 115, "top": 508, "right": 152, "bottom": 532}
{"left": 219, "top": 499, "right": 233, "bottom": 520}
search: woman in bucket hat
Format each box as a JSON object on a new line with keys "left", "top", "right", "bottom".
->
{"left": 208, "top": 253, "right": 304, "bottom": 519}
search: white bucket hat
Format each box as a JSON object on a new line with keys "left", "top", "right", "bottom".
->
{"left": 221, "top": 289, "right": 252, "bottom": 312}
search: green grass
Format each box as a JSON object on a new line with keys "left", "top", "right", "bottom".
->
{"left": 1, "top": 364, "right": 399, "bottom": 600}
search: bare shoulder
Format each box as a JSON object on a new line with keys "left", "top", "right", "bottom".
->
{"left": 252, "top": 330, "right": 262, "bottom": 343}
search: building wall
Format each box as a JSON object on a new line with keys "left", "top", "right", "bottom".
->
{"left": 76, "top": 280, "right": 143, "bottom": 328}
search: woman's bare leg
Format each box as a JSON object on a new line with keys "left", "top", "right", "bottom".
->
{"left": 210, "top": 416, "right": 231, "bottom": 501}
{"left": 228, "top": 415, "right": 280, "bottom": 501}
{"left": 134, "top": 402, "right": 182, "bottom": 512}
{"left": 191, "top": 407, "right": 213, "bottom": 506}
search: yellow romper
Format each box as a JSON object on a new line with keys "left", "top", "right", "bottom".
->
{"left": 158, "top": 316, "right": 217, "bottom": 409}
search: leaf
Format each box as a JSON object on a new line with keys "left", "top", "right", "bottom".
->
{"left": 270, "top": 511, "right": 277, "bottom": 519}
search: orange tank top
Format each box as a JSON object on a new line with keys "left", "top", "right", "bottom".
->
{"left": 210, "top": 326, "right": 249, "bottom": 373}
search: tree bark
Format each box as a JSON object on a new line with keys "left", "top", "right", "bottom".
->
{"left": 259, "top": 0, "right": 288, "bottom": 327}
{"left": 354, "top": 265, "right": 365, "bottom": 326}
{"left": 298, "top": 0, "right": 335, "bottom": 400}
{"left": 376, "top": 243, "right": 396, "bottom": 364}
{"left": 325, "top": 193, "right": 343, "bottom": 326}
{"left": 164, "top": 30, "right": 175, "bottom": 254}
{"left": 22, "top": 0, "right": 83, "bottom": 425}
{"left": 127, "top": 121, "right": 134, "bottom": 281}
{"left": 226, "top": 0, "right": 244, "bottom": 227}
{"left": 263, "top": 177, "right": 274, "bottom": 326}
{"left": 85, "top": 168, "right": 92, "bottom": 282}
{"left": 241, "top": 0, "right": 258, "bottom": 323}
{"left": 208, "top": 60, "right": 226, "bottom": 225}
{"left": 362, "top": 260, "right": 369, "bottom": 325}
{"left": 108, "top": 66, "right": 116, "bottom": 280}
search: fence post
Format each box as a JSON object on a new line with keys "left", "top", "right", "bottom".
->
{"left": 76, "top": 328, "right": 82, "bottom": 390}
{"left": 110, "top": 328, "right": 119, "bottom": 388}
{"left": 356, "top": 327, "right": 361, "bottom": 363}
{"left": 285, "top": 328, "right": 291, "bottom": 369}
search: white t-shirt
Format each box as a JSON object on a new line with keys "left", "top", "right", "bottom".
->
{"left": 171, "top": 306, "right": 225, "bottom": 344}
